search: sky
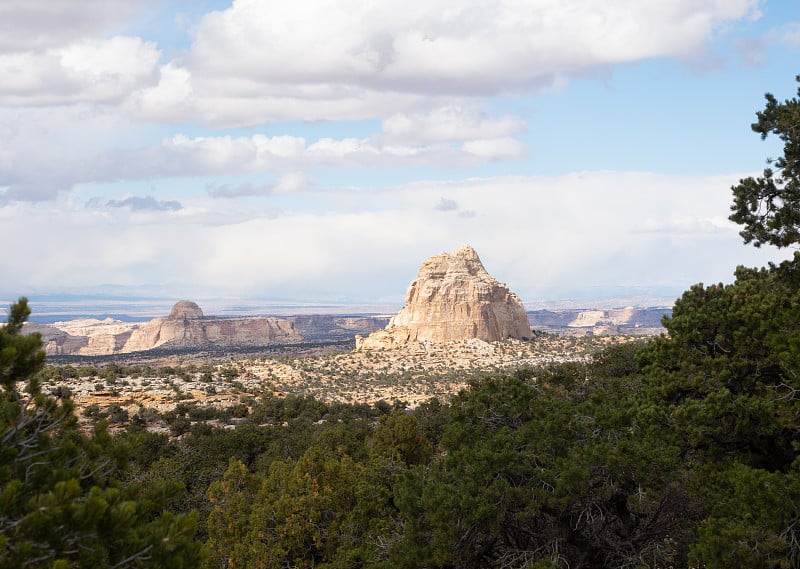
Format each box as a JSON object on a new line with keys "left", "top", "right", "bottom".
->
{"left": 1, "top": 0, "right": 800, "bottom": 311}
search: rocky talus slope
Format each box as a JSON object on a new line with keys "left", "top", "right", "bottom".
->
{"left": 356, "top": 245, "right": 531, "bottom": 349}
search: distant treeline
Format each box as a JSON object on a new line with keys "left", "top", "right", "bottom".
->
{"left": 44, "top": 338, "right": 355, "bottom": 366}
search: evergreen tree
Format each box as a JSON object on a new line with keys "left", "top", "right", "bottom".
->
{"left": 390, "top": 371, "right": 691, "bottom": 569}
{"left": 641, "top": 261, "right": 800, "bottom": 568}
{"left": 644, "top": 75, "right": 800, "bottom": 566}
{"left": 0, "top": 298, "right": 203, "bottom": 568}
{"left": 730, "top": 75, "right": 800, "bottom": 248}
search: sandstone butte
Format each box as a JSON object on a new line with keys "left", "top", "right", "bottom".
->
{"left": 120, "top": 301, "right": 302, "bottom": 353}
{"left": 356, "top": 245, "right": 531, "bottom": 350}
{"left": 37, "top": 301, "right": 303, "bottom": 356}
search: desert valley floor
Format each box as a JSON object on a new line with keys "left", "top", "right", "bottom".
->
{"left": 37, "top": 333, "right": 639, "bottom": 430}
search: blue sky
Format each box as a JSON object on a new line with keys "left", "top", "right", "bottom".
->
{"left": 1, "top": 0, "right": 799, "bottom": 310}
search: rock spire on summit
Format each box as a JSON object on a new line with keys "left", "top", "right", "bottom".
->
{"left": 169, "top": 300, "right": 204, "bottom": 320}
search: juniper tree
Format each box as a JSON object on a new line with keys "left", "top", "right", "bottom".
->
{"left": 0, "top": 298, "right": 203, "bottom": 568}
{"left": 731, "top": 75, "right": 800, "bottom": 248}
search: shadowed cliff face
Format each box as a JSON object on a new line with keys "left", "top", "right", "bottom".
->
{"left": 357, "top": 245, "right": 530, "bottom": 349}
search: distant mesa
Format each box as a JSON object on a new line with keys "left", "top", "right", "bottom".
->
{"left": 37, "top": 300, "right": 303, "bottom": 356}
{"left": 356, "top": 245, "right": 531, "bottom": 350}
{"left": 169, "top": 300, "right": 204, "bottom": 320}
{"left": 121, "top": 300, "right": 301, "bottom": 353}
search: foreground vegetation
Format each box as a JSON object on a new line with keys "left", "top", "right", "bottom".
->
{"left": 3, "top": 76, "right": 800, "bottom": 568}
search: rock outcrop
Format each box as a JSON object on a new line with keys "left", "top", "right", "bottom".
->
{"left": 356, "top": 245, "right": 530, "bottom": 349}
{"left": 526, "top": 306, "right": 670, "bottom": 336}
{"left": 120, "top": 301, "right": 302, "bottom": 353}
{"left": 169, "top": 300, "right": 204, "bottom": 320}
{"left": 32, "top": 301, "right": 303, "bottom": 355}
{"left": 24, "top": 322, "right": 90, "bottom": 356}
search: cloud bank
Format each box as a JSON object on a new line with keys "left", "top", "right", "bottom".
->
{"left": 127, "top": 0, "right": 761, "bottom": 125}
{"left": 0, "top": 172, "right": 790, "bottom": 302}
{"left": 0, "top": 0, "right": 795, "bottom": 304}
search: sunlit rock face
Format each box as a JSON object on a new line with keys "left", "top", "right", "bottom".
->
{"left": 121, "top": 301, "right": 302, "bottom": 353}
{"left": 356, "top": 245, "right": 530, "bottom": 349}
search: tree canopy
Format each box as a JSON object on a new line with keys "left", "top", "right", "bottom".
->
{"left": 731, "top": 74, "right": 800, "bottom": 248}
{"left": 0, "top": 298, "right": 203, "bottom": 568}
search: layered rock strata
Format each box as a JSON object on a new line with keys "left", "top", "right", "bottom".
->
{"left": 25, "top": 323, "right": 91, "bottom": 356}
{"left": 120, "top": 301, "right": 302, "bottom": 353}
{"left": 356, "top": 245, "right": 530, "bottom": 350}
{"left": 32, "top": 301, "right": 302, "bottom": 355}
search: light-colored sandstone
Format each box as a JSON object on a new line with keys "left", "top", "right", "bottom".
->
{"left": 24, "top": 322, "right": 90, "bottom": 356}
{"left": 356, "top": 245, "right": 530, "bottom": 349}
{"left": 30, "top": 302, "right": 302, "bottom": 355}
{"left": 567, "top": 306, "right": 637, "bottom": 328}
{"left": 120, "top": 302, "right": 302, "bottom": 352}
{"left": 52, "top": 318, "right": 138, "bottom": 338}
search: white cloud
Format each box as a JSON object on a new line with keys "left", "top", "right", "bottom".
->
{"left": 252, "top": 135, "right": 307, "bottom": 158}
{"left": 104, "top": 195, "right": 183, "bottom": 211}
{"left": 0, "top": 0, "right": 146, "bottom": 53}
{"left": 632, "top": 216, "right": 736, "bottom": 235}
{"left": 128, "top": 0, "right": 761, "bottom": 126}
{"left": 124, "top": 62, "right": 193, "bottom": 119}
{"left": 0, "top": 106, "right": 130, "bottom": 202}
{"left": 461, "top": 138, "right": 526, "bottom": 159}
{"left": 272, "top": 172, "right": 311, "bottom": 194}
{"left": 0, "top": 0, "right": 785, "bottom": 308}
{"left": 59, "top": 37, "right": 156, "bottom": 77}
{"left": 0, "top": 0, "right": 768, "bottom": 206}
{"left": 0, "top": 36, "right": 160, "bottom": 106}
{"left": 207, "top": 173, "right": 311, "bottom": 198}
{"left": 382, "top": 106, "right": 526, "bottom": 144}
{"left": 206, "top": 181, "right": 271, "bottom": 198}
{"left": 145, "top": 131, "right": 503, "bottom": 175}
{"left": 1, "top": 171, "right": 790, "bottom": 302}
{"left": 1, "top": 121, "right": 527, "bottom": 202}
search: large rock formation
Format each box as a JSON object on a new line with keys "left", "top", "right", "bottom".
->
{"left": 30, "top": 301, "right": 303, "bottom": 355}
{"left": 356, "top": 245, "right": 530, "bottom": 349}
{"left": 120, "top": 301, "right": 302, "bottom": 353}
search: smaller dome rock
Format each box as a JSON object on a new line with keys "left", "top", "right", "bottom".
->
{"left": 169, "top": 300, "right": 204, "bottom": 320}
